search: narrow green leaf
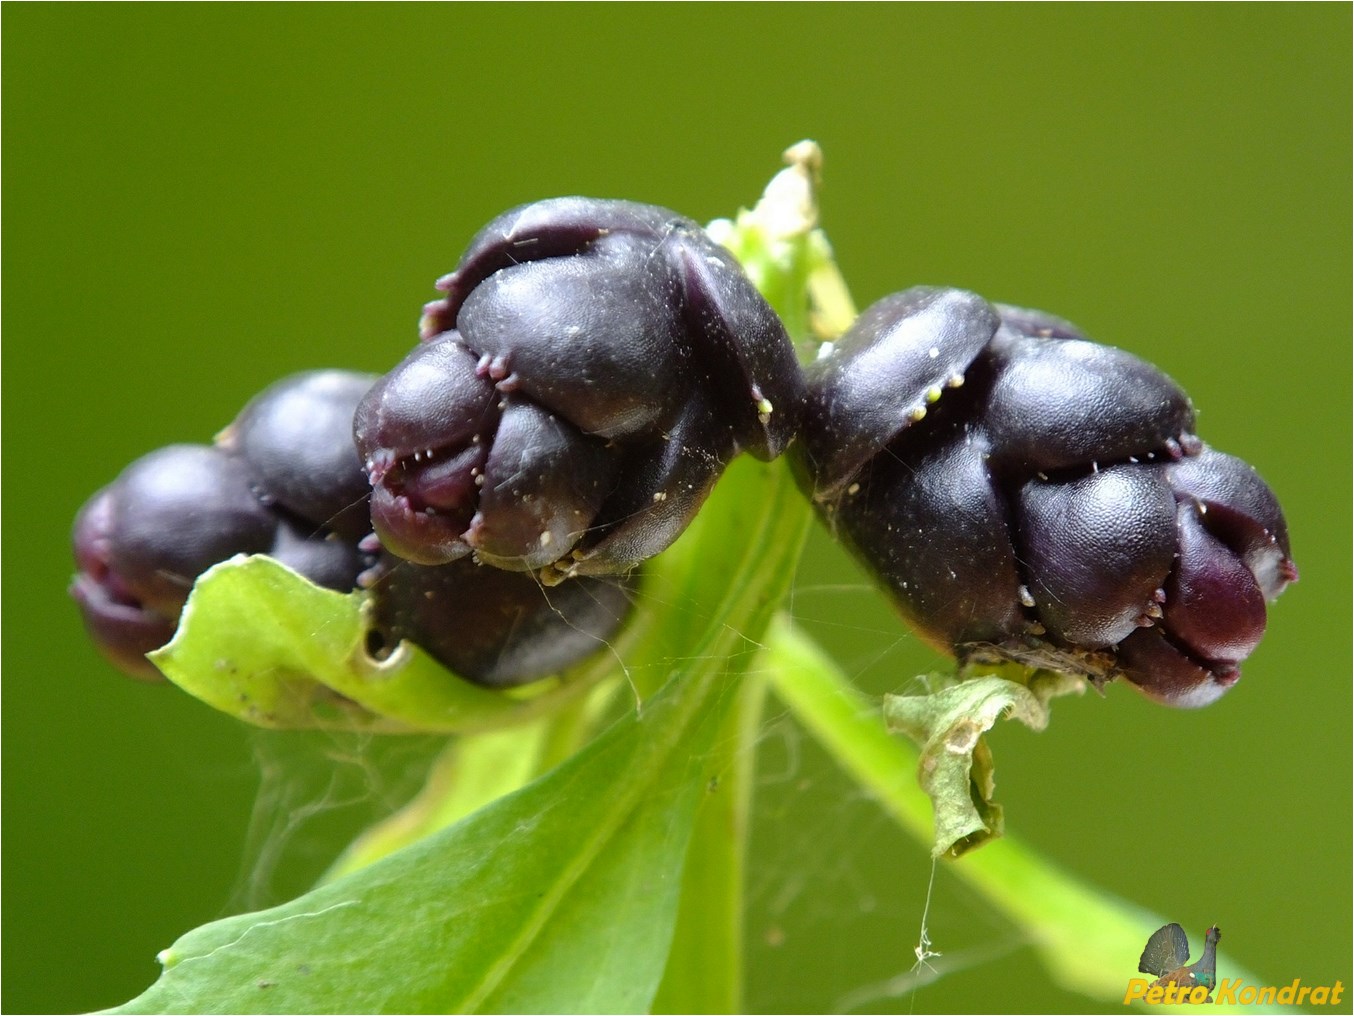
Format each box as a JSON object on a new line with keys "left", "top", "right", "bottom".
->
{"left": 319, "top": 724, "right": 548, "bottom": 883}
{"left": 321, "top": 682, "right": 620, "bottom": 881}
{"left": 763, "top": 616, "right": 1290, "bottom": 1012}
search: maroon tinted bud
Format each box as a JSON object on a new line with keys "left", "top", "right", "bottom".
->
{"left": 797, "top": 286, "right": 1296, "bottom": 707}
{"left": 217, "top": 370, "right": 378, "bottom": 541}
{"left": 70, "top": 489, "right": 178, "bottom": 681}
{"left": 70, "top": 447, "right": 276, "bottom": 681}
{"left": 1166, "top": 447, "right": 1296, "bottom": 598}
{"left": 101, "top": 445, "right": 279, "bottom": 615}
{"left": 360, "top": 197, "right": 803, "bottom": 580}
{"left": 1115, "top": 627, "right": 1239, "bottom": 709}
{"left": 1160, "top": 502, "right": 1267, "bottom": 665}
{"left": 365, "top": 555, "right": 635, "bottom": 688}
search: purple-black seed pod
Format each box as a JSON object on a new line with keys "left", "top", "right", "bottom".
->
{"left": 217, "top": 369, "right": 379, "bottom": 541}
{"left": 365, "top": 555, "right": 635, "bottom": 688}
{"left": 357, "top": 197, "right": 803, "bottom": 581}
{"left": 796, "top": 286, "right": 1297, "bottom": 707}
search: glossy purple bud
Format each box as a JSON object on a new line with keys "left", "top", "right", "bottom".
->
{"left": 456, "top": 231, "right": 688, "bottom": 438}
{"left": 103, "top": 445, "right": 278, "bottom": 615}
{"left": 73, "top": 370, "right": 383, "bottom": 682}
{"left": 983, "top": 329, "right": 1196, "bottom": 473}
{"left": 365, "top": 556, "right": 635, "bottom": 688}
{"left": 823, "top": 425, "right": 1025, "bottom": 650}
{"left": 425, "top": 197, "right": 678, "bottom": 328}
{"left": 218, "top": 370, "right": 378, "bottom": 541}
{"left": 465, "top": 397, "right": 618, "bottom": 570}
{"left": 70, "top": 489, "right": 177, "bottom": 681}
{"left": 365, "top": 197, "right": 802, "bottom": 580}
{"left": 354, "top": 337, "right": 500, "bottom": 565}
{"left": 1016, "top": 465, "right": 1177, "bottom": 648}
{"left": 801, "top": 286, "right": 998, "bottom": 498}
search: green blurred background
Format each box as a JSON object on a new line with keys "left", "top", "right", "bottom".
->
{"left": 5, "top": 6, "right": 1349, "bottom": 1013}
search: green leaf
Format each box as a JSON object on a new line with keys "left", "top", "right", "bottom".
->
{"left": 320, "top": 682, "right": 619, "bottom": 881}
{"left": 108, "top": 669, "right": 723, "bottom": 1015}
{"left": 111, "top": 457, "right": 813, "bottom": 1014}
{"left": 319, "top": 723, "right": 549, "bottom": 883}
{"left": 881, "top": 670, "right": 1086, "bottom": 857}
{"left": 150, "top": 554, "right": 608, "bottom": 735}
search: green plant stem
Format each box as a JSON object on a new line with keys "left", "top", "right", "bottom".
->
{"left": 652, "top": 672, "right": 767, "bottom": 1014}
{"left": 761, "top": 614, "right": 1287, "bottom": 1013}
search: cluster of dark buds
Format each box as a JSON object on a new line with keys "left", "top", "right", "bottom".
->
{"left": 795, "top": 287, "right": 1296, "bottom": 707}
{"left": 73, "top": 195, "right": 1295, "bottom": 710}
{"left": 71, "top": 370, "right": 631, "bottom": 687}
{"left": 72, "top": 371, "right": 376, "bottom": 680}
{"left": 356, "top": 197, "right": 802, "bottom": 582}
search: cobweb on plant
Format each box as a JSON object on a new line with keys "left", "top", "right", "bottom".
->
{"left": 227, "top": 728, "right": 445, "bottom": 913}
{"left": 222, "top": 559, "right": 657, "bottom": 914}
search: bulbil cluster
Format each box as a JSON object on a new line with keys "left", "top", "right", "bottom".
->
{"left": 796, "top": 287, "right": 1296, "bottom": 707}
{"left": 72, "top": 199, "right": 1295, "bottom": 710}
{"left": 72, "top": 372, "right": 377, "bottom": 681}
{"left": 71, "top": 370, "right": 633, "bottom": 688}
{"left": 355, "top": 198, "right": 802, "bottom": 581}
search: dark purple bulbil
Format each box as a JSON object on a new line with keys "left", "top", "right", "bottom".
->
{"left": 216, "top": 370, "right": 378, "bottom": 541}
{"left": 364, "top": 555, "right": 635, "bottom": 689}
{"left": 796, "top": 286, "right": 1296, "bottom": 708}
{"left": 355, "top": 197, "right": 802, "bottom": 581}
{"left": 70, "top": 445, "right": 370, "bottom": 681}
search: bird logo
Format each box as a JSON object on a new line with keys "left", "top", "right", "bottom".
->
{"left": 1138, "top": 923, "right": 1222, "bottom": 1001}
